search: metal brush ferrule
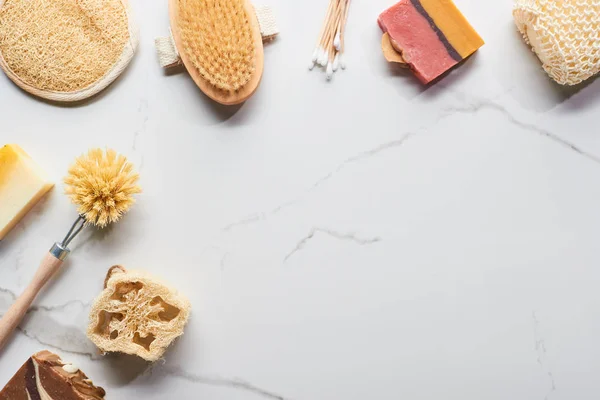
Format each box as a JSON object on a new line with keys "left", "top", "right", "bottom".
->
{"left": 49, "top": 242, "right": 70, "bottom": 261}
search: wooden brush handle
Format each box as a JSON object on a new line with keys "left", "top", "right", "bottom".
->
{"left": 0, "top": 251, "right": 64, "bottom": 351}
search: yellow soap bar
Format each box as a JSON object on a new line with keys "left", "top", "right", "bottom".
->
{"left": 0, "top": 144, "right": 53, "bottom": 240}
{"left": 419, "top": 0, "right": 484, "bottom": 59}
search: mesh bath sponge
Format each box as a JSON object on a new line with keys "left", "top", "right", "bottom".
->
{"left": 513, "top": 0, "right": 600, "bottom": 85}
{"left": 0, "top": 0, "right": 138, "bottom": 102}
{"left": 87, "top": 266, "right": 191, "bottom": 362}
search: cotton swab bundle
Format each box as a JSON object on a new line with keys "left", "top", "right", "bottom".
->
{"left": 309, "top": 0, "right": 351, "bottom": 80}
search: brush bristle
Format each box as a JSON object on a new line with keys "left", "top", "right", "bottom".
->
{"left": 64, "top": 149, "right": 141, "bottom": 228}
{"left": 177, "top": 0, "right": 256, "bottom": 92}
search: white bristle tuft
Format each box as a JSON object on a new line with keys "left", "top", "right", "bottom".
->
{"left": 311, "top": 48, "right": 319, "bottom": 63}
{"left": 332, "top": 54, "right": 339, "bottom": 71}
{"left": 340, "top": 54, "right": 347, "bottom": 70}
{"left": 326, "top": 62, "right": 333, "bottom": 80}
{"left": 319, "top": 52, "right": 328, "bottom": 67}
{"left": 333, "top": 33, "right": 341, "bottom": 51}
{"left": 320, "top": 48, "right": 328, "bottom": 63}
{"left": 309, "top": 61, "right": 315, "bottom": 70}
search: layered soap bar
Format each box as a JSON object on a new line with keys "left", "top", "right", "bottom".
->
{"left": 0, "top": 350, "right": 106, "bottom": 399}
{"left": 378, "top": 0, "right": 484, "bottom": 83}
{"left": 0, "top": 144, "right": 53, "bottom": 240}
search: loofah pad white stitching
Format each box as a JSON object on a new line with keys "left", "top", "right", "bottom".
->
{"left": 513, "top": 0, "right": 600, "bottom": 85}
{"left": 156, "top": 5, "right": 278, "bottom": 69}
{"left": 155, "top": 30, "right": 182, "bottom": 68}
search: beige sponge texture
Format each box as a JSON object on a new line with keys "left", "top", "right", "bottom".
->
{"left": 88, "top": 266, "right": 191, "bottom": 362}
{"left": 176, "top": 0, "right": 256, "bottom": 92}
{"left": 513, "top": 0, "right": 600, "bottom": 85}
{"left": 0, "top": 0, "right": 135, "bottom": 99}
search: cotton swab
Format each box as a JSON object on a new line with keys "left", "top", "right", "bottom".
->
{"left": 332, "top": 53, "right": 340, "bottom": 71}
{"left": 308, "top": 0, "right": 351, "bottom": 80}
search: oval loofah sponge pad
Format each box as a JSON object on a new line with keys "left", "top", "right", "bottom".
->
{"left": 0, "top": 0, "right": 138, "bottom": 101}
{"left": 169, "top": 0, "right": 264, "bottom": 104}
{"left": 87, "top": 266, "right": 191, "bottom": 362}
{"left": 513, "top": 0, "right": 600, "bottom": 85}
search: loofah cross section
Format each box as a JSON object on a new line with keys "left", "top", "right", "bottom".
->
{"left": 514, "top": 0, "right": 600, "bottom": 85}
{"left": 0, "top": 0, "right": 130, "bottom": 92}
{"left": 177, "top": 0, "right": 256, "bottom": 92}
{"left": 88, "top": 266, "right": 191, "bottom": 362}
{"left": 64, "top": 148, "right": 141, "bottom": 228}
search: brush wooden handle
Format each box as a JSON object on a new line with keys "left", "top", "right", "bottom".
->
{"left": 0, "top": 252, "right": 64, "bottom": 351}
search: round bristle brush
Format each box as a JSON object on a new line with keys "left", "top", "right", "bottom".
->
{"left": 0, "top": 148, "right": 141, "bottom": 351}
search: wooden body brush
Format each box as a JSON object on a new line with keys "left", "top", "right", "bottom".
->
{"left": 0, "top": 149, "right": 141, "bottom": 351}
{"left": 156, "top": 1, "right": 278, "bottom": 105}
{"left": 166, "top": 0, "right": 267, "bottom": 105}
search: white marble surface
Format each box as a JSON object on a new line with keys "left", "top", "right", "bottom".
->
{"left": 2, "top": 0, "right": 600, "bottom": 398}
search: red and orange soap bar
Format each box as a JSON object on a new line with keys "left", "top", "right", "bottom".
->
{"left": 378, "top": 0, "right": 484, "bottom": 84}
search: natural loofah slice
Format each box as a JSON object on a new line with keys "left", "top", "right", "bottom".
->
{"left": 169, "top": 0, "right": 264, "bottom": 105}
{"left": 514, "top": 0, "right": 600, "bottom": 85}
{"left": 88, "top": 266, "right": 191, "bottom": 362}
{"left": 0, "top": 0, "right": 138, "bottom": 102}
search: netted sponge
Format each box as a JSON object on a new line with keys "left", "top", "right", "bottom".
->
{"left": 513, "top": 0, "right": 600, "bottom": 85}
{"left": 0, "top": 0, "right": 134, "bottom": 97}
{"left": 177, "top": 0, "right": 256, "bottom": 92}
{"left": 88, "top": 266, "right": 191, "bottom": 362}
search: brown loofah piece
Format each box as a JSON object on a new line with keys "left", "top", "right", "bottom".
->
{"left": 0, "top": 0, "right": 137, "bottom": 101}
{"left": 87, "top": 266, "right": 191, "bottom": 362}
{"left": 381, "top": 32, "right": 407, "bottom": 66}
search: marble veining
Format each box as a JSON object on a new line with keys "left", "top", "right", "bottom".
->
{"left": 532, "top": 313, "right": 556, "bottom": 400}
{"left": 157, "top": 366, "right": 288, "bottom": 400}
{"left": 2, "top": 0, "right": 600, "bottom": 398}
{"left": 283, "top": 228, "right": 382, "bottom": 262}
{"left": 222, "top": 133, "right": 415, "bottom": 233}
{"left": 440, "top": 98, "right": 600, "bottom": 164}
